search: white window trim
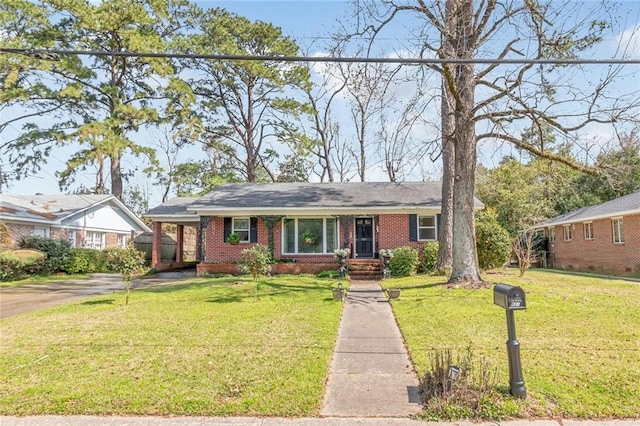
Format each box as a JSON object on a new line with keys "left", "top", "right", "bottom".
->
{"left": 232, "top": 217, "right": 251, "bottom": 243}
{"left": 563, "top": 225, "right": 572, "bottom": 241}
{"left": 612, "top": 217, "right": 625, "bottom": 244}
{"left": 583, "top": 222, "right": 594, "bottom": 240}
{"left": 548, "top": 227, "right": 556, "bottom": 243}
{"left": 281, "top": 217, "right": 339, "bottom": 255}
{"left": 417, "top": 215, "right": 438, "bottom": 241}
{"left": 85, "top": 231, "right": 105, "bottom": 250}
{"left": 33, "top": 227, "right": 51, "bottom": 238}
{"left": 117, "top": 234, "right": 128, "bottom": 248}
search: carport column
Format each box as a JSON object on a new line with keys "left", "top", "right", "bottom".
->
{"left": 198, "top": 216, "right": 212, "bottom": 263}
{"left": 176, "top": 225, "right": 184, "bottom": 263}
{"left": 338, "top": 215, "right": 354, "bottom": 251}
{"left": 152, "top": 221, "right": 162, "bottom": 267}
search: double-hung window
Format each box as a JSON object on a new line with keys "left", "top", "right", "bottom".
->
{"left": 612, "top": 218, "right": 625, "bottom": 244}
{"left": 85, "top": 232, "right": 105, "bottom": 250}
{"left": 283, "top": 218, "right": 338, "bottom": 254}
{"left": 563, "top": 225, "right": 572, "bottom": 241}
{"left": 33, "top": 227, "right": 50, "bottom": 238}
{"left": 117, "top": 234, "right": 128, "bottom": 248}
{"left": 68, "top": 230, "right": 77, "bottom": 247}
{"left": 418, "top": 215, "right": 437, "bottom": 241}
{"left": 549, "top": 227, "right": 555, "bottom": 243}
{"left": 583, "top": 222, "right": 594, "bottom": 240}
{"left": 233, "top": 218, "right": 250, "bottom": 242}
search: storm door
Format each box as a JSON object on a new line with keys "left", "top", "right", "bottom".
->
{"left": 355, "top": 217, "right": 374, "bottom": 258}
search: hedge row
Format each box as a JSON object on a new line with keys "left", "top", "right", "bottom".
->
{"left": 0, "top": 250, "right": 47, "bottom": 281}
{"left": 1, "top": 236, "right": 132, "bottom": 282}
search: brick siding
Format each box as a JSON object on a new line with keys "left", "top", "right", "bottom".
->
{"left": 546, "top": 213, "right": 640, "bottom": 275}
{"left": 377, "top": 214, "right": 424, "bottom": 252}
{"left": 204, "top": 214, "right": 431, "bottom": 263}
{"left": 6, "top": 223, "right": 33, "bottom": 247}
{"left": 5, "top": 222, "right": 132, "bottom": 250}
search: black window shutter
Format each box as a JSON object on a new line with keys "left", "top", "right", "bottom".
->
{"left": 409, "top": 214, "right": 418, "bottom": 241}
{"left": 436, "top": 214, "right": 442, "bottom": 239}
{"left": 223, "top": 217, "right": 232, "bottom": 241}
{"left": 250, "top": 217, "right": 258, "bottom": 242}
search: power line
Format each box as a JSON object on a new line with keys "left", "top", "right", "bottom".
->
{"left": 2, "top": 47, "right": 640, "bottom": 65}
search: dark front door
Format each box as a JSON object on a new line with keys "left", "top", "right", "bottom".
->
{"left": 355, "top": 217, "right": 374, "bottom": 258}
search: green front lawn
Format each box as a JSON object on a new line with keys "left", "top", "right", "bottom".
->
{"left": 2, "top": 269, "right": 638, "bottom": 419}
{"left": 382, "top": 269, "right": 640, "bottom": 419}
{"left": 0, "top": 275, "right": 343, "bottom": 416}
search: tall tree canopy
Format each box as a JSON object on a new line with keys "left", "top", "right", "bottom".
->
{"left": 2, "top": 0, "right": 196, "bottom": 199}
{"left": 181, "top": 8, "right": 312, "bottom": 183}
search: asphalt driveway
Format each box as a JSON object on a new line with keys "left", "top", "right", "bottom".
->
{"left": 0, "top": 272, "right": 194, "bottom": 319}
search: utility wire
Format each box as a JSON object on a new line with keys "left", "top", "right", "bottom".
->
{"left": 2, "top": 47, "right": 640, "bottom": 65}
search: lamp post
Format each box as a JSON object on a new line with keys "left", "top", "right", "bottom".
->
{"left": 446, "top": 365, "right": 460, "bottom": 392}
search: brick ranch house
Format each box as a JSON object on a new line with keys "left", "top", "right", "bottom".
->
{"left": 144, "top": 181, "right": 484, "bottom": 277}
{"left": 535, "top": 190, "right": 640, "bottom": 275}
{"left": 0, "top": 194, "right": 150, "bottom": 249}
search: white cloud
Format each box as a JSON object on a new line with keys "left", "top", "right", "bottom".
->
{"left": 616, "top": 24, "right": 640, "bottom": 59}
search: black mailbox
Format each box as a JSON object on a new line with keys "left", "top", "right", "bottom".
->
{"left": 494, "top": 283, "right": 526, "bottom": 310}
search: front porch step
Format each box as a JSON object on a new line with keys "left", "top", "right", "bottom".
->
{"left": 348, "top": 259, "right": 382, "bottom": 280}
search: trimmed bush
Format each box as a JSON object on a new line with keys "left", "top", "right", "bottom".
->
{"left": 422, "top": 241, "right": 439, "bottom": 273}
{"left": 65, "top": 248, "right": 108, "bottom": 274}
{"left": 104, "top": 246, "right": 146, "bottom": 305}
{"left": 0, "top": 250, "right": 47, "bottom": 281}
{"left": 18, "top": 236, "right": 72, "bottom": 273}
{"left": 475, "top": 209, "right": 512, "bottom": 270}
{"left": 389, "top": 246, "right": 419, "bottom": 277}
{"left": 239, "top": 244, "right": 272, "bottom": 280}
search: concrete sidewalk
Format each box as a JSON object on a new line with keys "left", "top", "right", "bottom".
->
{"left": 320, "top": 280, "right": 421, "bottom": 417}
{"left": 3, "top": 416, "right": 639, "bottom": 425}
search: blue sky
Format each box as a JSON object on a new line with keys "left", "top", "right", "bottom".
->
{"left": 3, "top": 0, "right": 639, "bottom": 204}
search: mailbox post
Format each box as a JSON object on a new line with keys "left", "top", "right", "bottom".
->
{"left": 493, "top": 283, "right": 527, "bottom": 398}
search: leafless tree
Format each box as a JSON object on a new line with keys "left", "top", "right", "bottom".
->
{"left": 299, "top": 55, "right": 348, "bottom": 182}
{"left": 333, "top": 44, "right": 403, "bottom": 181}
{"left": 376, "top": 89, "right": 437, "bottom": 182}
{"left": 348, "top": 0, "right": 640, "bottom": 285}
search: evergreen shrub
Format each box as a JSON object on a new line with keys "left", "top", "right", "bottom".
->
{"left": 18, "top": 236, "right": 72, "bottom": 273}
{"left": 65, "top": 248, "right": 108, "bottom": 274}
{"left": 389, "top": 245, "right": 419, "bottom": 277}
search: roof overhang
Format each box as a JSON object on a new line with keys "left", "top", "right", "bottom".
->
{"left": 536, "top": 208, "right": 640, "bottom": 228}
{"left": 0, "top": 216, "right": 63, "bottom": 226}
{"left": 189, "top": 206, "right": 445, "bottom": 217}
{"left": 144, "top": 214, "right": 200, "bottom": 225}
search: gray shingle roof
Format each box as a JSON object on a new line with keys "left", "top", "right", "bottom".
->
{"left": 0, "top": 194, "right": 113, "bottom": 222}
{"left": 175, "top": 181, "right": 484, "bottom": 214}
{"left": 144, "top": 197, "right": 198, "bottom": 217}
{"left": 191, "top": 182, "right": 448, "bottom": 210}
{"left": 537, "top": 190, "right": 640, "bottom": 227}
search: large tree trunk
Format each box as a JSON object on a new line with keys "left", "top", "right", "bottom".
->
{"left": 448, "top": 0, "right": 482, "bottom": 284}
{"left": 110, "top": 153, "right": 123, "bottom": 200}
{"left": 436, "top": 80, "right": 454, "bottom": 272}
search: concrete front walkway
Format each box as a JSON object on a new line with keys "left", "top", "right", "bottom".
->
{"left": 320, "top": 280, "right": 422, "bottom": 417}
